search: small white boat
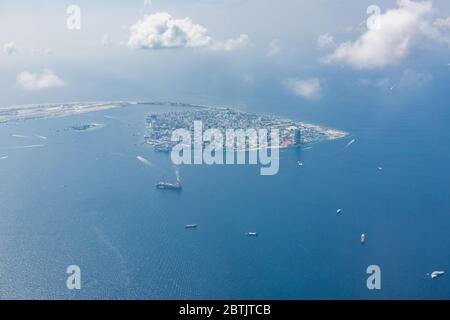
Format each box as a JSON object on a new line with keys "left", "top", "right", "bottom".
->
{"left": 344, "top": 139, "right": 356, "bottom": 148}
{"left": 360, "top": 233, "right": 365, "bottom": 244}
{"left": 184, "top": 224, "right": 197, "bottom": 229}
{"left": 336, "top": 208, "right": 343, "bottom": 215}
{"left": 157, "top": 181, "right": 182, "bottom": 190}
{"left": 297, "top": 161, "right": 303, "bottom": 166}
{"left": 431, "top": 271, "right": 445, "bottom": 279}
{"left": 246, "top": 232, "right": 258, "bottom": 237}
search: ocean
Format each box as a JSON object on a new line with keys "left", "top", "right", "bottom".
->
{"left": 0, "top": 101, "right": 449, "bottom": 299}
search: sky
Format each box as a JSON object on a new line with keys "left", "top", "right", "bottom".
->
{"left": 1, "top": 0, "right": 449, "bottom": 123}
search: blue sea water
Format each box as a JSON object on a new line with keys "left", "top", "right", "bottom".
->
{"left": 0, "top": 101, "right": 449, "bottom": 300}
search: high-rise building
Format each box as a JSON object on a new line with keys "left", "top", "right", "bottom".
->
{"left": 294, "top": 128, "right": 302, "bottom": 146}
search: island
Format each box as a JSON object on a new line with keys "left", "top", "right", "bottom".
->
{"left": 144, "top": 106, "right": 348, "bottom": 152}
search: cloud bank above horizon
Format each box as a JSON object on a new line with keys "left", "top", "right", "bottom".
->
{"left": 127, "top": 12, "right": 249, "bottom": 52}
{"left": 322, "top": 0, "right": 450, "bottom": 69}
{"left": 0, "top": 0, "right": 449, "bottom": 106}
{"left": 16, "top": 69, "right": 67, "bottom": 91}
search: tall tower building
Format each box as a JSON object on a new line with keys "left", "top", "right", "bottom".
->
{"left": 294, "top": 128, "right": 302, "bottom": 146}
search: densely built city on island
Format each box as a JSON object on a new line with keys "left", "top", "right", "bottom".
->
{"left": 144, "top": 106, "right": 349, "bottom": 152}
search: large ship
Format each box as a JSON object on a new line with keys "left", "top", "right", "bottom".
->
{"left": 156, "top": 181, "right": 182, "bottom": 191}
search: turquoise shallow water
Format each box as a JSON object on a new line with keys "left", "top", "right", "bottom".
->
{"left": 0, "top": 102, "right": 449, "bottom": 299}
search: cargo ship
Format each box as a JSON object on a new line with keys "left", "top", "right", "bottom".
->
{"left": 156, "top": 181, "right": 182, "bottom": 190}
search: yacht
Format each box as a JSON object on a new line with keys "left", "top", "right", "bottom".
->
{"left": 431, "top": 271, "right": 445, "bottom": 279}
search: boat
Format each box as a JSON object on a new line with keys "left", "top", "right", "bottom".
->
{"left": 246, "top": 232, "right": 258, "bottom": 237}
{"left": 156, "top": 181, "right": 182, "bottom": 190}
{"left": 360, "top": 233, "right": 365, "bottom": 244}
{"left": 184, "top": 224, "right": 197, "bottom": 229}
{"left": 336, "top": 208, "right": 343, "bottom": 214}
{"left": 431, "top": 271, "right": 445, "bottom": 279}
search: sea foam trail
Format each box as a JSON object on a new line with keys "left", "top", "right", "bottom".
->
{"left": 136, "top": 156, "right": 152, "bottom": 166}
{"left": 104, "top": 115, "right": 121, "bottom": 121}
{"left": 12, "top": 134, "right": 28, "bottom": 138}
{"left": 175, "top": 166, "right": 180, "bottom": 182}
{"left": 136, "top": 155, "right": 166, "bottom": 173}
{"left": 13, "top": 144, "right": 45, "bottom": 149}
{"left": 0, "top": 155, "right": 8, "bottom": 160}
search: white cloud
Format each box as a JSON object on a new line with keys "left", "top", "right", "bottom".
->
{"left": 209, "top": 34, "right": 250, "bottom": 52}
{"left": 31, "top": 48, "right": 52, "bottom": 56}
{"left": 284, "top": 78, "right": 321, "bottom": 100}
{"left": 3, "top": 42, "right": 18, "bottom": 56}
{"left": 433, "top": 16, "right": 450, "bottom": 29}
{"left": 355, "top": 68, "right": 431, "bottom": 89}
{"left": 102, "top": 34, "right": 112, "bottom": 46}
{"left": 128, "top": 12, "right": 249, "bottom": 52}
{"left": 16, "top": 69, "right": 67, "bottom": 91}
{"left": 317, "top": 33, "right": 335, "bottom": 48}
{"left": 267, "top": 39, "right": 282, "bottom": 57}
{"left": 398, "top": 68, "right": 432, "bottom": 87}
{"left": 128, "top": 12, "right": 211, "bottom": 49}
{"left": 356, "top": 78, "right": 374, "bottom": 86}
{"left": 375, "top": 78, "right": 394, "bottom": 89}
{"left": 322, "top": 0, "right": 450, "bottom": 69}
